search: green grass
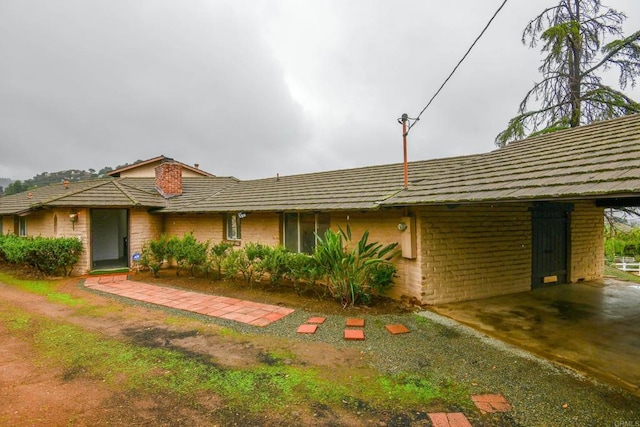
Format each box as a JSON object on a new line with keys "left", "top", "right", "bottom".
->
{"left": 604, "top": 265, "right": 640, "bottom": 284}
{"left": 0, "top": 303, "right": 470, "bottom": 415}
{"left": 0, "top": 272, "right": 84, "bottom": 306}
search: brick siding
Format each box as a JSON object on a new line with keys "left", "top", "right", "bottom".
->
{"left": 419, "top": 204, "right": 532, "bottom": 305}
{"left": 570, "top": 201, "right": 604, "bottom": 282}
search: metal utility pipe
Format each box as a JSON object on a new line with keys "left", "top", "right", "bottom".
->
{"left": 401, "top": 113, "right": 409, "bottom": 189}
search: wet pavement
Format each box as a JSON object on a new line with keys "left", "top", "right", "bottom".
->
{"left": 429, "top": 278, "right": 640, "bottom": 395}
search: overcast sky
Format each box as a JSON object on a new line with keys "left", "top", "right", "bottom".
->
{"left": 1, "top": 0, "right": 639, "bottom": 181}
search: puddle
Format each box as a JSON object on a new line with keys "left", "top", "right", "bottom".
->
{"left": 549, "top": 300, "right": 593, "bottom": 321}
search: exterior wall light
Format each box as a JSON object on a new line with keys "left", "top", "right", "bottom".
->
{"left": 397, "top": 222, "right": 408, "bottom": 231}
{"left": 69, "top": 211, "right": 78, "bottom": 230}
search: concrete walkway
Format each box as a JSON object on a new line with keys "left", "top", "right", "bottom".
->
{"left": 84, "top": 275, "right": 295, "bottom": 327}
{"left": 430, "top": 278, "right": 640, "bottom": 395}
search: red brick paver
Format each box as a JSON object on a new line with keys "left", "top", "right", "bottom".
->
{"left": 84, "top": 275, "right": 294, "bottom": 327}
{"left": 385, "top": 323, "right": 410, "bottom": 334}
{"left": 344, "top": 329, "right": 365, "bottom": 340}
{"left": 428, "top": 412, "right": 472, "bottom": 427}
{"left": 471, "top": 394, "right": 512, "bottom": 414}
{"left": 297, "top": 324, "right": 318, "bottom": 334}
{"left": 307, "top": 317, "right": 326, "bottom": 324}
{"left": 346, "top": 318, "right": 365, "bottom": 327}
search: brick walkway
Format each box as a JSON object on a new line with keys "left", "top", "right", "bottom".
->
{"left": 84, "top": 275, "right": 295, "bottom": 327}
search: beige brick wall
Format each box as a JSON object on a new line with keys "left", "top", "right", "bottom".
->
{"left": 570, "top": 201, "right": 604, "bottom": 282}
{"left": 1, "top": 216, "right": 9, "bottom": 234}
{"left": 48, "top": 208, "right": 89, "bottom": 274}
{"left": 420, "top": 204, "right": 532, "bottom": 305}
{"left": 129, "top": 209, "right": 164, "bottom": 260}
{"left": 238, "top": 213, "right": 281, "bottom": 247}
{"left": 163, "top": 214, "right": 224, "bottom": 243}
{"left": 162, "top": 212, "right": 281, "bottom": 248}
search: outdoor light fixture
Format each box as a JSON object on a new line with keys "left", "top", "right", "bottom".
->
{"left": 397, "top": 222, "right": 408, "bottom": 231}
{"left": 69, "top": 211, "right": 78, "bottom": 230}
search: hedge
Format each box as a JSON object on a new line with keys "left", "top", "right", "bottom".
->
{"left": 0, "top": 234, "right": 83, "bottom": 276}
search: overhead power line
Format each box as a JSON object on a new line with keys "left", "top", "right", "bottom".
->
{"left": 402, "top": 0, "right": 509, "bottom": 136}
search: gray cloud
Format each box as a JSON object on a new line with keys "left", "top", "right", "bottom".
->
{"left": 1, "top": 0, "right": 638, "bottom": 181}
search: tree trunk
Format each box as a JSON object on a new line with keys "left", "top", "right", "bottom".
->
{"left": 568, "top": 0, "right": 582, "bottom": 127}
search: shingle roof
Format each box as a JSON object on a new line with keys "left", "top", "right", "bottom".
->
{"left": 107, "top": 155, "right": 214, "bottom": 177}
{"left": 161, "top": 166, "right": 405, "bottom": 213}
{"left": 384, "top": 113, "right": 640, "bottom": 205}
{"left": 2, "top": 114, "right": 639, "bottom": 215}
{"left": 0, "top": 178, "right": 164, "bottom": 214}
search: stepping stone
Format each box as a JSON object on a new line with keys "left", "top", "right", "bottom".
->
{"left": 297, "top": 324, "right": 318, "bottom": 334}
{"left": 428, "top": 412, "right": 472, "bottom": 427}
{"left": 307, "top": 316, "right": 326, "bottom": 324}
{"left": 386, "top": 323, "right": 410, "bottom": 334}
{"left": 344, "top": 329, "right": 365, "bottom": 340}
{"left": 471, "top": 394, "right": 512, "bottom": 414}
{"left": 346, "top": 318, "right": 365, "bottom": 327}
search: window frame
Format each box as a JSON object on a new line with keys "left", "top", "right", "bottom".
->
{"left": 283, "top": 212, "right": 330, "bottom": 254}
{"left": 225, "top": 213, "right": 242, "bottom": 241}
{"left": 18, "top": 216, "right": 27, "bottom": 237}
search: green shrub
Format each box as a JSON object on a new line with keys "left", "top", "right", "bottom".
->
{"left": 140, "top": 234, "right": 170, "bottom": 278}
{"left": 209, "top": 241, "right": 234, "bottom": 279}
{"left": 29, "top": 237, "right": 83, "bottom": 276}
{"left": 0, "top": 234, "right": 82, "bottom": 276}
{"left": 285, "top": 252, "right": 323, "bottom": 295}
{"left": 314, "top": 226, "right": 398, "bottom": 307}
{"left": 260, "top": 245, "right": 290, "bottom": 285}
{"left": 605, "top": 227, "right": 640, "bottom": 263}
{"left": 221, "top": 248, "right": 247, "bottom": 282}
{"left": 166, "top": 233, "right": 209, "bottom": 277}
{"left": 0, "top": 233, "right": 29, "bottom": 264}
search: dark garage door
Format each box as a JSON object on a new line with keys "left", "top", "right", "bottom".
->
{"left": 531, "top": 203, "right": 573, "bottom": 289}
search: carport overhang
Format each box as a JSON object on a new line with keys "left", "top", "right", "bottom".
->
{"left": 596, "top": 197, "right": 640, "bottom": 208}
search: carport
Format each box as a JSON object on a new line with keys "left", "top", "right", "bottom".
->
{"left": 430, "top": 278, "right": 640, "bottom": 395}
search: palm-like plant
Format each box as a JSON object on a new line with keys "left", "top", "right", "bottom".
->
{"left": 314, "top": 225, "right": 398, "bottom": 307}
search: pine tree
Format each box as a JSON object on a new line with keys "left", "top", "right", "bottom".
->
{"left": 496, "top": 0, "right": 640, "bottom": 146}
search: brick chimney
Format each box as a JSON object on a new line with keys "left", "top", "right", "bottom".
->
{"left": 155, "top": 162, "right": 183, "bottom": 198}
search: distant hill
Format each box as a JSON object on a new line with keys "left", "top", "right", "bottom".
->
{"left": 0, "top": 161, "right": 143, "bottom": 196}
{"left": 2, "top": 169, "right": 96, "bottom": 196}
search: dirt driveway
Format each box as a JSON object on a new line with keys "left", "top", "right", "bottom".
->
{"left": 430, "top": 278, "right": 640, "bottom": 396}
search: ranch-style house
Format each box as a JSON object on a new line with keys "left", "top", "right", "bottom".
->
{"left": 2, "top": 114, "right": 640, "bottom": 305}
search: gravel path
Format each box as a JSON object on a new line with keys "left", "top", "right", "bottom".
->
{"left": 195, "top": 305, "right": 640, "bottom": 426}
{"left": 87, "top": 283, "right": 640, "bottom": 426}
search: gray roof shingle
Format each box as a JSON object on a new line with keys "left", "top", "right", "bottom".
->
{"left": 1, "top": 114, "right": 639, "bottom": 215}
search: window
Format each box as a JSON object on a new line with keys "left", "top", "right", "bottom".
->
{"left": 19, "top": 216, "right": 27, "bottom": 237}
{"left": 226, "top": 213, "right": 242, "bottom": 240}
{"left": 283, "top": 213, "right": 330, "bottom": 254}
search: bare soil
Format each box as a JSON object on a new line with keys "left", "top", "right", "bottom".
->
{"left": 0, "top": 269, "right": 421, "bottom": 427}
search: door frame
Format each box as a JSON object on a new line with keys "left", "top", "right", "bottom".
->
{"left": 90, "top": 208, "right": 130, "bottom": 270}
{"left": 530, "top": 202, "right": 573, "bottom": 289}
